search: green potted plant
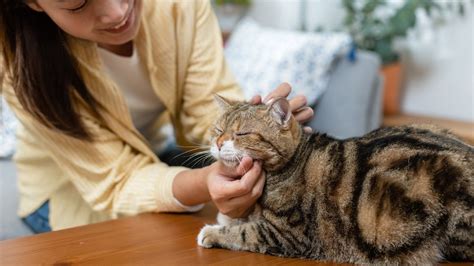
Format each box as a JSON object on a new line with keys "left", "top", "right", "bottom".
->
{"left": 213, "top": 0, "right": 252, "bottom": 40}
{"left": 342, "top": 0, "right": 466, "bottom": 115}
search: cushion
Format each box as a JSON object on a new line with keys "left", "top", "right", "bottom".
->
{"left": 224, "top": 18, "right": 351, "bottom": 104}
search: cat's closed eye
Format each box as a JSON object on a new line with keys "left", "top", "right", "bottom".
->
{"left": 234, "top": 132, "right": 251, "bottom": 137}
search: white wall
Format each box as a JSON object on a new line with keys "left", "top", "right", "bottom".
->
{"left": 400, "top": 11, "right": 474, "bottom": 122}
{"left": 249, "top": 0, "right": 302, "bottom": 30}
{"left": 248, "top": 0, "right": 474, "bottom": 122}
{"left": 249, "top": 0, "right": 346, "bottom": 31}
{"left": 305, "top": 0, "right": 345, "bottom": 31}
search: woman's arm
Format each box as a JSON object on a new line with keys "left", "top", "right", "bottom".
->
{"left": 3, "top": 83, "right": 195, "bottom": 217}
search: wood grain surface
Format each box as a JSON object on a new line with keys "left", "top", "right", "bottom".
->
{"left": 0, "top": 205, "right": 343, "bottom": 265}
{"left": 0, "top": 204, "right": 470, "bottom": 265}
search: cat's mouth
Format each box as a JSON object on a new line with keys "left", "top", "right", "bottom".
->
{"left": 219, "top": 154, "right": 242, "bottom": 167}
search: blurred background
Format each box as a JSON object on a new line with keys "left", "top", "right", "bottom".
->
{"left": 213, "top": 0, "right": 473, "bottom": 142}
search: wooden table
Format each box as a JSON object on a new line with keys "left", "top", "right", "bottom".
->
{"left": 0, "top": 205, "right": 344, "bottom": 265}
{"left": 0, "top": 205, "right": 470, "bottom": 265}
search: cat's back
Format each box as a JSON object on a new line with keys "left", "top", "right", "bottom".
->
{"left": 310, "top": 124, "right": 473, "bottom": 263}
{"left": 358, "top": 124, "right": 472, "bottom": 154}
{"left": 348, "top": 124, "right": 473, "bottom": 173}
{"left": 345, "top": 123, "right": 473, "bottom": 210}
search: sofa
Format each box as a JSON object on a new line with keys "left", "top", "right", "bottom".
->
{"left": 0, "top": 49, "right": 382, "bottom": 240}
{"left": 308, "top": 50, "right": 383, "bottom": 139}
{"left": 1, "top": 160, "right": 33, "bottom": 239}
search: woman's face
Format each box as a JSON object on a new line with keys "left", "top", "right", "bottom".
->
{"left": 26, "top": 0, "right": 142, "bottom": 46}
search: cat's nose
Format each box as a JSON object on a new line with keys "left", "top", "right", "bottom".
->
{"left": 216, "top": 134, "right": 231, "bottom": 150}
{"left": 216, "top": 134, "right": 228, "bottom": 150}
{"left": 216, "top": 138, "right": 223, "bottom": 150}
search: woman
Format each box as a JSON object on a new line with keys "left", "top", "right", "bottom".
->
{"left": 0, "top": 0, "right": 313, "bottom": 233}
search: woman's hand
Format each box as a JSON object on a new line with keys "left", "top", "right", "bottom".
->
{"left": 249, "top": 82, "right": 314, "bottom": 133}
{"left": 206, "top": 157, "right": 265, "bottom": 218}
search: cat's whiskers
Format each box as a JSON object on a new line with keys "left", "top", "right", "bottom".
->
{"left": 169, "top": 146, "right": 210, "bottom": 163}
{"left": 180, "top": 150, "right": 209, "bottom": 164}
{"left": 175, "top": 137, "right": 211, "bottom": 148}
{"left": 174, "top": 144, "right": 211, "bottom": 151}
{"left": 188, "top": 151, "right": 216, "bottom": 168}
{"left": 198, "top": 154, "right": 216, "bottom": 168}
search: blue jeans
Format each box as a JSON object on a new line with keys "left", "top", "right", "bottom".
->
{"left": 22, "top": 201, "right": 51, "bottom": 233}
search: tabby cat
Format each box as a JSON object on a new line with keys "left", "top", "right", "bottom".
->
{"left": 197, "top": 95, "right": 474, "bottom": 264}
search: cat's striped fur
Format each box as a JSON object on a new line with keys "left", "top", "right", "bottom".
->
{"left": 198, "top": 97, "right": 473, "bottom": 264}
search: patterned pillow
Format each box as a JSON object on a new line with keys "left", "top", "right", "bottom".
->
{"left": 224, "top": 18, "right": 351, "bottom": 104}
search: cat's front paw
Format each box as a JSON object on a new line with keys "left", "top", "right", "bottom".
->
{"left": 197, "top": 224, "right": 223, "bottom": 248}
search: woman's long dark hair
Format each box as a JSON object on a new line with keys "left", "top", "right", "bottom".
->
{"left": 0, "top": 1, "right": 100, "bottom": 140}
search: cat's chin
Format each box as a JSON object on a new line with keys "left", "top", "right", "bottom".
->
{"left": 220, "top": 159, "right": 240, "bottom": 167}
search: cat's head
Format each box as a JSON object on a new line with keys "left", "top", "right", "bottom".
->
{"left": 209, "top": 95, "right": 303, "bottom": 172}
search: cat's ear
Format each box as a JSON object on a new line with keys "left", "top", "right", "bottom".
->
{"left": 214, "top": 94, "right": 234, "bottom": 111}
{"left": 268, "top": 97, "right": 291, "bottom": 126}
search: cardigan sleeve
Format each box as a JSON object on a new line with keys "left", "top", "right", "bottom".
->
{"left": 2, "top": 81, "right": 193, "bottom": 218}
{"left": 178, "top": 0, "right": 244, "bottom": 145}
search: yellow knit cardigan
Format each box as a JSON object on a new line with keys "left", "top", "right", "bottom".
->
{"left": 1, "top": 0, "right": 243, "bottom": 230}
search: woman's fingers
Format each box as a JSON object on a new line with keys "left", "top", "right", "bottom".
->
{"left": 261, "top": 83, "right": 315, "bottom": 123}
{"left": 293, "top": 106, "right": 314, "bottom": 123}
{"left": 216, "top": 160, "right": 262, "bottom": 199}
{"left": 245, "top": 168, "right": 265, "bottom": 200}
{"left": 225, "top": 170, "right": 266, "bottom": 217}
{"left": 217, "top": 156, "right": 253, "bottom": 177}
{"left": 249, "top": 95, "right": 262, "bottom": 105}
{"left": 247, "top": 82, "right": 315, "bottom": 133}
{"left": 263, "top": 82, "right": 291, "bottom": 103}
{"left": 249, "top": 83, "right": 291, "bottom": 105}
{"left": 231, "top": 160, "right": 262, "bottom": 197}
{"left": 288, "top": 95, "right": 307, "bottom": 112}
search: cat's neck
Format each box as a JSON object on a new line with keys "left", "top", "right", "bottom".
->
{"left": 266, "top": 132, "right": 337, "bottom": 185}
{"left": 307, "top": 132, "right": 338, "bottom": 149}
